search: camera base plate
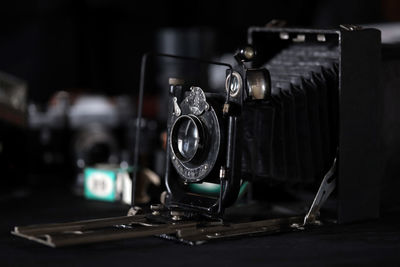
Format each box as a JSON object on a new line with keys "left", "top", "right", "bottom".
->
{"left": 12, "top": 211, "right": 305, "bottom": 247}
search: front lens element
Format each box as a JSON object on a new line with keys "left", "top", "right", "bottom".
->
{"left": 177, "top": 118, "right": 199, "bottom": 160}
{"left": 171, "top": 115, "right": 205, "bottom": 163}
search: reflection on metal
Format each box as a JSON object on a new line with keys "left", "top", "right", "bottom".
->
{"left": 168, "top": 77, "right": 185, "bottom": 86}
{"left": 246, "top": 69, "right": 271, "bottom": 100}
{"left": 187, "top": 86, "right": 208, "bottom": 116}
{"left": 317, "top": 34, "right": 326, "bottom": 42}
{"left": 172, "top": 97, "right": 181, "bottom": 116}
{"left": 304, "top": 157, "right": 337, "bottom": 226}
{"left": 12, "top": 212, "right": 304, "bottom": 247}
{"left": 265, "top": 19, "right": 287, "bottom": 28}
{"left": 279, "top": 32, "right": 289, "bottom": 40}
{"left": 225, "top": 72, "right": 242, "bottom": 98}
{"left": 339, "top": 24, "right": 363, "bottom": 31}
{"left": 292, "top": 34, "right": 306, "bottom": 42}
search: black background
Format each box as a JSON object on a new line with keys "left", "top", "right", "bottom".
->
{"left": 0, "top": 0, "right": 390, "bottom": 103}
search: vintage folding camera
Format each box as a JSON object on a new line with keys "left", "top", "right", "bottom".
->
{"left": 12, "top": 25, "right": 385, "bottom": 247}
{"left": 162, "top": 25, "right": 382, "bottom": 224}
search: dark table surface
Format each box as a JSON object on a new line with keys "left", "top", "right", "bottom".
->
{"left": 2, "top": 187, "right": 400, "bottom": 267}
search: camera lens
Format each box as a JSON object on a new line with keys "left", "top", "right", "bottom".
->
{"left": 169, "top": 96, "right": 221, "bottom": 183}
{"left": 177, "top": 119, "right": 199, "bottom": 160}
{"left": 171, "top": 115, "right": 205, "bottom": 163}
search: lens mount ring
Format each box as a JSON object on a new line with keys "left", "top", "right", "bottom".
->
{"left": 169, "top": 93, "right": 221, "bottom": 183}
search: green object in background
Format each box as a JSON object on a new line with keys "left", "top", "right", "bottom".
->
{"left": 84, "top": 168, "right": 117, "bottom": 202}
{"left": 188, "top": 181, "right": 249, "bottom": 202}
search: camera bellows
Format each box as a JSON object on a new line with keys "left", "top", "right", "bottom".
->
{"left": 242, "top": 44, "right": 339, "bottom": 184}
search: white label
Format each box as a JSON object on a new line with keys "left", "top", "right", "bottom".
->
{"left": 86, "top": 172, "right": 114, "bottom": 198}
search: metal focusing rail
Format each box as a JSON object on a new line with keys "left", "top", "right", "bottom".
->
{"left": 11, "top": 166, "right": 336, "bottom": 248}
{"left": 12, "top": 211, "right": 304, "bottom": 247}
{"left": 11, "top": 155, "right": 337, "bottom": 248}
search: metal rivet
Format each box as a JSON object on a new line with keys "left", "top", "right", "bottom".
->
{"left": 279, "top": 32, "right": 289, "bottom": 40}
{"left": 317, "top": 34, "right": 326, "bottom": 42}
{"left": 171, "top": 211, "right": 184, "bottom": 221}
{"left": 293, "top": 34, "right": 305, "bottom": 42}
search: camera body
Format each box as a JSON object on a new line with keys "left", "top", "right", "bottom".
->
{"left": 28, "top": 93, "right": 142, "bottom": 180}
{"left": 162, "top": 26, "right": 383, "bottom": 223}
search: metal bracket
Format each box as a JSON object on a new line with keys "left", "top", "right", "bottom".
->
{"left": 303, "top": 157, "right": 337, "bottom": 226}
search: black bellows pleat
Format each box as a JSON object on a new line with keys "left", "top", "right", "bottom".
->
{"left": 242, "top": 43, "right": 339, "bottom": 184}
